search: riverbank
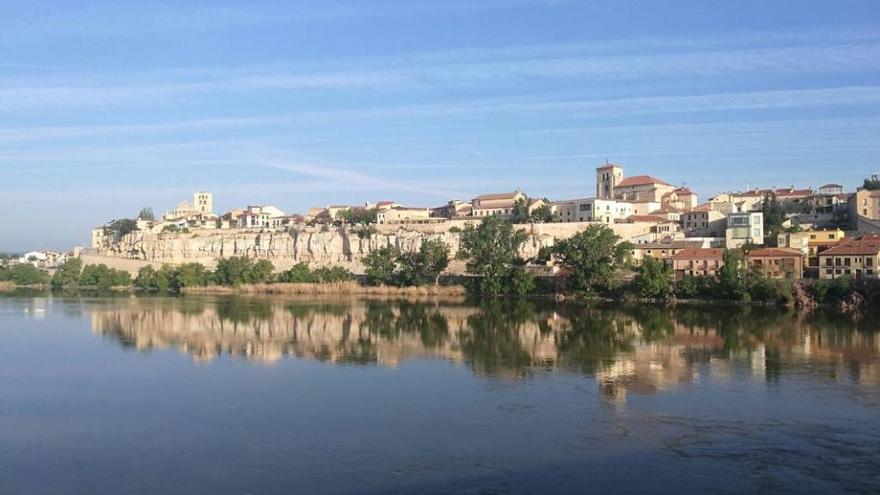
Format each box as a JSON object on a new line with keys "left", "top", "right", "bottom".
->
{"left": 181, "top": 282, "right": 468, "bottom": 297}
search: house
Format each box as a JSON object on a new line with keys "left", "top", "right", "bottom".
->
{"left": 471, "top": 191, "right": 526, "bottom": 218}
{"left": 681, "top": 204, "right": 727, "bottom": 237}
{"left": 661, "top": 187, "right": 698, "bottom": 212}
{"left": 725, "top": 211, "right": 764, "bottom": 249}
{"left": 596, "top": 163, "right": 677, "bottom": 203}
{"left": 551, "top": 198, "right": 634, "bottom": 224}
{"left": 376, "top": 207, "right": 433, "bottom": 225}
{"left": 746, "top": 248, "right": 804, "bottom": 279}
{"left": 631, "top": 240, "right": 703, "bottom": 266}
{"left": 236, "top": 206, "right": 287, "bottom": 230}
{"left": 326, "top": 205, "right": 353, "bottom": 220}
{"left": 818, "top": 184, "right": 844, "bottom": 195}
{"left": 818, "top": 235, "right": 880, "bottom": 279}
{"left": 671, "top": 248, "right": 726, "bottom": 278}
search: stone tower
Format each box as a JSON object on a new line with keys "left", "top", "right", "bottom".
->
{"left": 193, "top": 191, "right": 213, "bottom": 215}
{"left": 596, "top": 164, "right": 623, "bottom": 199}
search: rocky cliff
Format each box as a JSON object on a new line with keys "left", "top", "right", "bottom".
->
{"left": 90, "top": 226, "right": 554, "bottom": 273}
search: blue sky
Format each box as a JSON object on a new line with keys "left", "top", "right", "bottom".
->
{"left": 2, "top": 0, "right": 880, "bottom": 251}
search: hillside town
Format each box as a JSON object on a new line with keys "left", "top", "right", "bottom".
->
{"left": 5, "top": 163, "right": 878, "bottom": 283}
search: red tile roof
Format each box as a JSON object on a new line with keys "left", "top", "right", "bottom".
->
{"left": 627, "top": 214, "right": 673, "bottom": 223}
{"left": 747, "top": 248, "right": 803, "bottom": 258}
{"left": 672, "top": 248, "right": 725, "bottom": 261}
{"left": 821, "top": 238, "right": 880, "bottom": 256}
{"left": 616, "top": 175, "right": 672, "bottom": 188}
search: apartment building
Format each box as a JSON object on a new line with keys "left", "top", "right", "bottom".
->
{"left": 376, "top": 207, "right": 433, "bottom": 225}
{"left": 671, "top": 248, "right": 726, "bottom": 278}
{"left": 552, "top": 198, "right": 634, "bottom": 224}
{"left": 725, "top": 211, "right": 764, "bottom": 249}
{"left": 630, "top": 240, "right": 702, "bottom": 266}
{"left": 682, "top": 205, "right": 727, "bottom": 237}
{"left": 818, "top": 235, "right": 880, "bottom": 279}
{"left": 596, "top": 164, "right": 677, "bottom": 203}
{"left": 746, "top": 248, "right": 804, "bottom": 279}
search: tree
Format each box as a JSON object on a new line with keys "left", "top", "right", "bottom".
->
{"left": 529, "top": 199, "right": 554, "bottom": 223}
{"left": 457, "top": 216, "right": 532, "bottom": 296}
{"left": 552, "top": 224, "right": 632, "bottom": 293}
{"left": 51, "top": 258, "right": 83, "bottom": 288}
{"left": 134, "top": 266, "right": 157, "bottom": 290}
{"left": 214, "top": 257, "right": 255, "bottom": 286}
{"left": 416, "top": 238, "right": 450, "bottom": 286}
{"left": 278, "top": 262, "right": 314, "bottom": 283}
{"left": 363, "top": 246, "right": 400, "bottom": 286}
{"left": 715, "top": 249, "right": 745, "bottom": 300}
{"left": 634, "top": 257, "right": 672, "bottom": 298}
{"left": 6, "top": 264, "right": 48, "bottom": 285}
{"left": 251, "top": 260, "right": 275, "bottom": 284}
{"left": 864, "top": 176, "right": 880, "bottom": 191}
{"left": 312, "top": 266, "right": 354, "bottom": 283}
{"left": 511, "top": 197, "right": 531, "bottom": 223}
{"left": 338, "top": 207, "right": 377, "bottom": 225}
{"left": 761, "top": 192, "right": 786, "bottom": 246}
{"left": 138, "top": 207, "right": 155, "bottom": 221}
{"left": 175, "top": 263, "right": 209, "bottom": 288}
{"left": 105, "top": 218, "right": 138, "bottom": 240}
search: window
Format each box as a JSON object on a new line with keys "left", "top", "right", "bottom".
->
{"left": 868, "top": 258, "right": 874, "bottom": 267}
{"left": 845, "top": 258, "right": 851, "bottom": 266}
{"left": 826, "top": 269, "right": 833, "bottom": 275}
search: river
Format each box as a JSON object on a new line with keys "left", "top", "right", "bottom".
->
{"left": 1, "top": 294, "right": 879, "bottom": 494}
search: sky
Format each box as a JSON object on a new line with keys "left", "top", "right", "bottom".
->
{"left": 2, "top": 0, "right": 880, "bottom": 251}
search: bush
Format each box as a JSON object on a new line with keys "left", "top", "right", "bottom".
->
{"left": 51, "top": 258, "right": 83, "bottom": 288}
{"left": 457, "top": 216, "right": 532, "bottom": 297}
{"left": 4, "top": 264, "right": 49, "bottom": 286}
{"left": 364, "top": 246, "right": 400, "bottom": 286}
{"left": 278, "top": 263, "right": 314, "bottom": 283}
{"left": 79, "top": 264, "right": 131, "bottom": 289}
{"left": 312, "top": 266, "right": 354, "bottom": 283}
{"left": 634, "top": 257, "right": 672, "bottom": 298}
{"left": 214, "top": 257, "right": 275, "bottom": 286}
{"left": 552, "top": 224, "right": 632, "bottom": 294}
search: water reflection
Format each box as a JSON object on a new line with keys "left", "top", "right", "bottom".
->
{"left": 86, "top": 296, "right": 880, "bottom": 401}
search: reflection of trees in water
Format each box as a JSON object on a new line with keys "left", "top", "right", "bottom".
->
{"left": 459, "top": 300, "right": 539, "bottom": 377}
{"left": 86, "top": 297, "right": 880, "bottom": 389}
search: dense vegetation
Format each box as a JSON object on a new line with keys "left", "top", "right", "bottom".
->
{"left": 363, "top": 239, "right": 450, "bottom": 287}
{"left": 0, "top": 263, "right": 49, "bottom": 286}
{"left": 551, "top": 224, "right": 633, "bottom": 294}
{"left": 457, "top": 216, "right": 534, "bottom": 297}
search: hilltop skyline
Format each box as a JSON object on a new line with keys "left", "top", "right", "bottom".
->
{"left": 2, "top": 0, "right": 880, "bottom": 251}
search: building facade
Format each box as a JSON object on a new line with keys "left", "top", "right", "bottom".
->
{"left": 746, "top": 248, "right": 804, "bottom": 279}
{"left": 671, "top": 248, "right": 725, "bottom": 278}
{"left": 818, "top": 235, "right": 880, "bottom": 279}
{"left": 725, "top": 211, "right": 764, "bottom": 249}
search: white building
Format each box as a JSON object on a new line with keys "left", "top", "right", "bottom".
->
{"left": 725, "top": 211, "right": 764, "bottom": 249}
{"left": 552, "top": 198, "right": 634, "bottom": 224}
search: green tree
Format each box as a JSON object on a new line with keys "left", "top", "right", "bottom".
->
{"left": 214, "top": 257, "right": 255, "bottom": 286}
{"left": 134, "top": 266, "right": 157, "bottom": 290}
{"left": 174, "top": 263, "right": 209, "bottom": 288}
{"left": 761, "top": 192, "right": 786, "bottom": 246}
{"left": 251, "top": 260, "right": 275, "bottom": 283}
{"left": 715, "top": 249, "right": 745, "bottom": 300}
{"left": 416, "top": 238, "right": 450, "bottom": 286}
{"left": 634, "top": 257, "right": 672, "bottom": 298}
{"left": 364, "top": 246, "right": 400, "bottom": 286}
{"left": 552, "top": 224, "right": 632, "bottom": 293}
{"left": 863, "top": 176, "right": 880, "bottom": 191}
{"left": 51, "top": 258, "right": 83, "bottom": 288}
{"left": 338, "top": 207, "right": 378, "bottom": 225}
{"left": 312, "top": 266, "right": 354, "bottom": 283}
{"left": 138, "top": 207, "right": 155, "bottom": 221}
{"left": 105, "top": 218, "right": 138, "bottom": 240}
{"left": 79, "top": 264, "right": 125, "bottom": 289}
{"left": 7, "top": 264, "right": 48, "bottom": 285}
{"left": 529, "top": 199, "right": 554, "bottom": 223}
{"left": 278, "top": 262, "right": 314, "bottom": 283}
{"left": 457, "top": 216, "right": 532, "bottom": 296}
{"left": 511, "top": 197, "right": 531, "bottom": 223}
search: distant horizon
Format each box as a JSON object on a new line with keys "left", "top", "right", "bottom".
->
{"left": 2, "top": 0, "right": 880, "bottom": 251}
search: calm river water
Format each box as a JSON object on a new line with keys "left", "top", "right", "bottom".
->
{"left": 1, "top": 294, "right": 879, "bottom": 494}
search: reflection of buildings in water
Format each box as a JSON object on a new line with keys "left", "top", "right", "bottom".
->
{"left": 88, "top": 299, "right": 880, "bottom": 394}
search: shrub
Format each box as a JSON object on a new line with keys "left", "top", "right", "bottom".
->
{"left": 278, "top": 263, "right": 314, "bottom": 283}
{"left": 51, "top": 258, "right": 83, "bottom": 288}
{"left": 634, "top": 257, "right": 672, "bottom": 298}
{"left": 312, "top": 266, "right": 354, "bottom": 283}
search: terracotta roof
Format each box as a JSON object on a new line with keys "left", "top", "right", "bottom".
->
{"left": 748, "top": 248, "right": 803, "bottom": 258}
{"left": 672, "top": 187, "right": 695, "bottom": 195}
{"left": 672, "top": 248, "right": 725, "bottom": 261}
{"left": 821, "top": 238, "right": 880, "bottom": 256}
{"left": 473, "top": 191, "right": 521, "bottom": 201}
{"left": 616, "top": 175, "right": 672, "bottom": 188}
{"left": 376, "top": 201, "right": 395, "bottom": 206}
{"left": 735, "top": 188, "right": 813, "bottom": 198}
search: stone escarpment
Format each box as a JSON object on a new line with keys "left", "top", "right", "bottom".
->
{"left": 90, "top": 226, "right": 554, "bottom": 273}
